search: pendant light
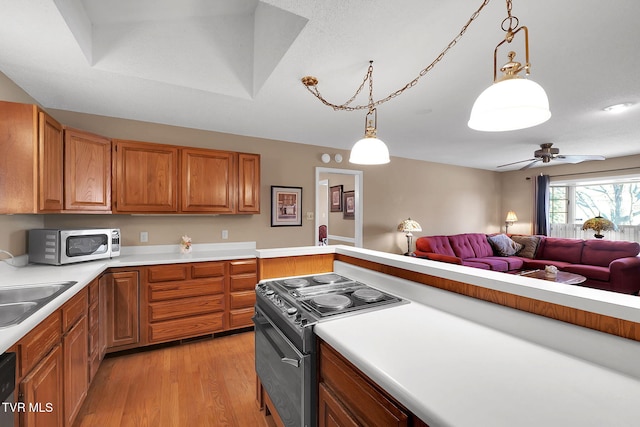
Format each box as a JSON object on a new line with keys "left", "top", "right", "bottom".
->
{"left": 349, "top": 108, "right": 390, "bottom": 165}
{"left": 468, "top": 1, "right": 551, "bottom": 131}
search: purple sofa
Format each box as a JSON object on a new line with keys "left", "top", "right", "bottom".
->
{"left": 414, "top": 233, "right": 640, "bottom": 294}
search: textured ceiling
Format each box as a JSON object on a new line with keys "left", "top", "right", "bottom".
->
{"left": 1, "top": 0, "right": 639, "bottom": 171}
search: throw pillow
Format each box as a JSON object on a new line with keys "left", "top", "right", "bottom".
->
{"left": 511, "top": 235, "right": 541, "bottom": 259}
{"left": 488, "top": 234, "right": 523, "bottom": 257}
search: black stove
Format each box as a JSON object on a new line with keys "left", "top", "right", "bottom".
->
{"left": 253, "top": 272, "right": 407, "bottom": 427}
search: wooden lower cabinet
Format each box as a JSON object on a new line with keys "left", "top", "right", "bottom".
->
{"left": 144, "top": 262, "right": 226, "bottom": 344}
{"left": 103, "top": 270, "right": 140, "bottom": 351}
{"left": 63, "top": 316, "right": 88, "bottom": 426}
{"left": 319, "top": 383, "right": 359, "bottom": 427}
{"left": 19, "top": 344, "right": 64, "bottom": 427}
{"left": 228, "top": 259, "right": 257, "bottom": 329}
{"left": 319, "top": 341, "right": 429, "bottom": 427}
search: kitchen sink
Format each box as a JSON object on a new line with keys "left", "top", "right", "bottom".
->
{"left": 0, "top": 302, "right": 39, "bottom": 327}
{"left": 0, "top": 281, "right": 77, "bottom": 327}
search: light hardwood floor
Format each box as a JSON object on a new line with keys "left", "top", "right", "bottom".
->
{"left": 73, "top": 331, "right": 273, "bottom": 427}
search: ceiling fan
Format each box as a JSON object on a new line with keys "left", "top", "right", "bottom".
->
{"left": 497, "top": 143, "right": 606, "bottom": 170}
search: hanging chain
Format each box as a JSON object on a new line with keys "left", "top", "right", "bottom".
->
{"left": 302, "top": 0, "right": 493, "bottom": 112}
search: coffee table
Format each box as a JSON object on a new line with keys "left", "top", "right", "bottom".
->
{"left": 516, "top": 269, "right": 586, "bottom": 285}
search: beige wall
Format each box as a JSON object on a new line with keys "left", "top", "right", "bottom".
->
{"left": 500, "top": 155, "right": 640, "bottom": 236}
{"left": 0, "top": 71, "right": 507, "bottom": 256}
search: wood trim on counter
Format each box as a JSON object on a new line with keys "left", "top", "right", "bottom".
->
{"left": 258, "top": 254, "right": 335, "bottom": 280}
{"left": 336, "top": 254, "right": 640, "bottom": 343}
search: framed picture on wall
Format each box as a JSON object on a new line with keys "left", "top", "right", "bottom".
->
{"left": 271, "top": 186, "right": 303, "bottom": 226}
{"left": 330, "top": 185, "right": 343, "bottom": 212}
{"left": 343, "top": 190, "right": 355, "bottom": 219}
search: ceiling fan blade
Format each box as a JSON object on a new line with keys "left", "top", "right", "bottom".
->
{"left": 520, "top": 159, "right": 541, "bottom": 170}
{"left": 497, "top": 158, "right": 538, "bottom": 168}
{"left": 555, "top": 154, "right": 606, "bottom": 164}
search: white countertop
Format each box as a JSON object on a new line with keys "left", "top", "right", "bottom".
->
{"left": 0, "top": 242, "right": 257, "bottom": 353}
{"left": 314, "top": 301, "right": 640, "bottom": 427}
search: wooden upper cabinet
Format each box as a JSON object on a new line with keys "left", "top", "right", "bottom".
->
{"left": 64, "top": 127, "right": 112, "bottom": 212}
{"left": 38, "top": 111, "right": 64, "bottom": 212}
{"left": 113, "top": 140, "right": 179, "bottom": 213}
{"left": 181, "top": 148, "right": 237, "bottom": 213}
{"left": 0, "top": 101, "right": 64, "bottom": 213}
{"left": 238, "top": 153, "right": 260, "bottom": 213}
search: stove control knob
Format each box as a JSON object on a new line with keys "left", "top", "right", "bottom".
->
{"left": 300, "top": 317, "right": 308, "bottom": 326}
{"left": 287, "top": 307, "right": 298, "bottom": 316}
{"left": 265, "top": 289, "right": 274, "bottom": 298}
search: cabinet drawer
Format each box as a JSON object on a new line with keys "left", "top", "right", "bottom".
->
{"left": 228, "top": 308, "right": 254, "bottom": 329}
{"left": 88, "top": 279, "right": 99, "bottom": 306}
{"left": 148, "top": 278, "right": 224, "bottom": 301}
{"left": 229, "top": 274, "right": 257, "bottom": 292}
{"left": 88, "top": 325, "right": 99, "bottom": 357}
{"left": 229, "top": 259, "right": 257, "bottom": 275}
{"left": 62, "top": 288, "right": 88, "bottom": 332}
{"left": 191, "top": 262, "right": 225, "bottom": 278}
{"left": 147, "top": 265, "right": 188, "bottom": 282}
{"left": 19, "top": 312, "right": 62, "bottom": 377}
{"left": 229, "top": 291, "right": 255, "bottom": 309}
{"left": 149, "top": 295, "right": 225, "bottom": 322}
{"left": 148, "top": 313, "right": 224, "bottom": 343}
{"left": 88, "top": 300, "right": 99, "bottom": 330}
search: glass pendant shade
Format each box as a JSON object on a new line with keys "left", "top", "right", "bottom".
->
{"left": 468, "top": 78, "right": 551, "bottom": 131}
{"left": 349, "top": 136, "right": 390, "bottom": 165}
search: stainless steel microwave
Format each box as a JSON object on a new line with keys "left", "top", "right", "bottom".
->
{"left": 28, "top": 228, "right": 121, "bottom": 265}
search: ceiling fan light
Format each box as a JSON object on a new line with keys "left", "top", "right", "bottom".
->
{"left": 468, "top": 78, "right": 551, "bottom": 132}
{"left": 349, "top": 136, "right": 390, "bottom": 165}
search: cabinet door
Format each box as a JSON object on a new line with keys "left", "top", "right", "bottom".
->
{"left": 64, "top": 316, "right": 88, "bottom": 426}
{"left": 38, "top": 111, "right": 64, "bottom": 212}
{"left": 181, "top": 148, "right": 236, "bottom": 213}
{"left": 318, "top": 383, "right": 359, "bottom": 427}
{"left": 0, "top": 102, "right": 38, "bottom": 214}
{"left": 20, "top": 344, "right": 64, "bottom": 427}
{"left": 238, "top": 153, "right": 260, "bottom": 213}
{"left": 104, "top": 271, "right": 140, "bottom": 349}
{"left": 98, "top": 274, "right": 108, "bottom": 360}
{"left": 64, "top": 128, "right": 112, "bottom": 211}
{"left": 113, "top": 140, "right": 178, "bottom": 213}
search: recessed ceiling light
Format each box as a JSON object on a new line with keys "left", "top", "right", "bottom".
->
{"left": 603, "top": 102, "right": 634, "bottom": 113}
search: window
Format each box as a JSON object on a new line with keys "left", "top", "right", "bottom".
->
{"left": 549, "top": 186, "right": 568, "bottom": 224}
{"left": 549, "top": 175, "right": 640, "bottom": 242}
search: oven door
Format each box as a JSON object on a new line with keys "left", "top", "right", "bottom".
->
{"left": 253, "top": 306, "right": 314, "bottom": 427}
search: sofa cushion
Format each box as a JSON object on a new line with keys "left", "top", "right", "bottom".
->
{"left": 422, "top": 253, "right": 462, "bottom": 265}
{"left": 448, "top": 233, "right": 493, "bottom": 259}
{"left": 488, "top": 234, "right": 523, "bottom": 256}
{"left": 537, "top": 238, "right": 583, "bottom": 264}
{"left": 502, "top": 256, "right": 525, "bottom": 270}
{"left": 461, "top": 260, "right": 491, "bottom": 269}
{"left": 564, "top": 264, "right": 610, "bottom": 282}
{"left": 467, "top": 233, "right": 495, "bottom": 257}
{"left": 416, "top": 235, "right": 456, "bottom": 257}
{"left": 511, "top": 235, "right": 541, "bottom": 259}
{"left": 581, "top": 240, "right": 640, "bottom": 267}
{"left": 522, "top": 259, "right": 573, "bottom": 270}
{"left": 467, "top": 257, "right": 510, "bottom": 272}
{"left": 448, "top": 234, "right": 476, "bottom": 259}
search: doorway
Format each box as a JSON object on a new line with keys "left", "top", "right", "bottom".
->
{"left": 315, "top": 167, "right": 363, "bottom": 247}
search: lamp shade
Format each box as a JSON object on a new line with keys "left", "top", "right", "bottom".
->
{"left": 349, "top": 136, "right": 390, "bottom": 165}
{"left": 505, "top": 211, "right": 518, "bottom": 222}
{"left": 582, "top": 215, "right": 616, "bottom": 238}
{"left": 397, "top": 218, "right": 422, "bottom": 233}
{"left": 468, "top": 78, "right": 551, "bottom": 131}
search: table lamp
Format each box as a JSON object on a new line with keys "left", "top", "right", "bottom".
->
{"left": 505, "top": 211, "right": 518, "bottom": 234}
{"left": 397, "top": 218, "right": 422, "bottom": 255}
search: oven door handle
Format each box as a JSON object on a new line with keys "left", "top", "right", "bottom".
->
{"left": 254, "top": 314, "right": 301, "bottom": 368}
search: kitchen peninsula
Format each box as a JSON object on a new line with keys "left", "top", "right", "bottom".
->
{"left": 2, "top": 244, "right": 640, "bottom": 427}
